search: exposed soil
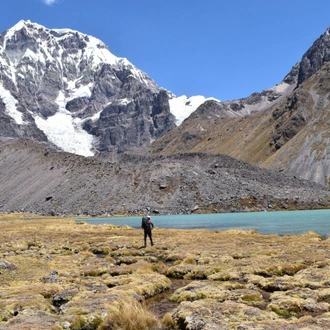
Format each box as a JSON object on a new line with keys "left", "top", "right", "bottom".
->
{"left": 144, "top": 279, "right": 191, "bottom": 318}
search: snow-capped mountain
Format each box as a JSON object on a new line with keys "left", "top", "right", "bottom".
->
{"left": 0, "top": 20, "right": 297, "bottom": 158}
{"left": 0, "top": 20, "right": 181, "bottom": 156}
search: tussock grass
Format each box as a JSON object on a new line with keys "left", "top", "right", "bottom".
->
{"left": 208, "top": 271, "right": 240, "bottom": 281}
{"left": 2, "top": 212, "right": 330, "bottom": 329}
{"left": 255, "top": 263, "right": 307, "bottom": 277}
{"left": 99, "top": 300, "right": 160, "bottom": 330}
{"left": 162, "top": 312, "right": 175, "bottom": 328}
{"left": 182, "top": 255, "right": 196, "bottom": 265}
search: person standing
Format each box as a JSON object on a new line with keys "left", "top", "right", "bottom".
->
{"left": 141, "top": 215, "right": 154, "bottom": 247}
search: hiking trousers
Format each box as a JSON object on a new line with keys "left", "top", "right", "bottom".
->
{"left": 144, "top": 228, "right": 153, "bottom": 246}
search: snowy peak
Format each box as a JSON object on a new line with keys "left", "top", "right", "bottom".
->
{"left": 0, "top": 20, "right": 176, "bottom": 156}
{"left": 1, "top": 20, "right": 155, "bottom": 88}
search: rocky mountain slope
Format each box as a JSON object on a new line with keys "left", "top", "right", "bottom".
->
{"left": 150, "top": 27, "right": 330, "bottom": 186}
{"left": 0, "top": 137, "right": 329, "bottom": 216}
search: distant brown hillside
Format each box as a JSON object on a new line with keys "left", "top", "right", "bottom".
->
{"left": 149, "top": 61, "right": 330, "bottom": 187}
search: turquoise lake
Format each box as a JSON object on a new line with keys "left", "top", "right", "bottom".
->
{"left": 76, "top": 209, "right": 330, "bottom": 237}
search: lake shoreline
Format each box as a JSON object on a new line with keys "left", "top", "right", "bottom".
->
{"left": 76, "top": 208, "right": 330, "bottom": 237}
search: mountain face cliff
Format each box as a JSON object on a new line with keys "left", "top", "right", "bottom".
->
{"left": 0, "top": 20, "right": 176, "bottom": 156}
{"left": 150, "top": 27, "right": 330, "bottom": 187}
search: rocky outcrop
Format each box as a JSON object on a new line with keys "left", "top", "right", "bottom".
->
{"left": 83, "top": 89, "right": 175, "bottom": 153}
{"left": 269, "top": 92, "right": 309, "bottom": 151}
{"left": 298, "top": 27, "right": 330, "bottom": 85}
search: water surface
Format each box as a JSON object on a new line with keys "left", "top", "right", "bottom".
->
{"left": 76, "top": 209, "right": 330, "bottom": 236}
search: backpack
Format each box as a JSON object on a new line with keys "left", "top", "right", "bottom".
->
{"left": 141, "top": 216, "right": 149, "bottom": 229}
{"left": 141, "top": 216, "right": 152, "bottom": 229}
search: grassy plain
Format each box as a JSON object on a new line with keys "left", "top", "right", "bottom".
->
{"left": 1, "top": 213, "right": 330, "bottom": 329}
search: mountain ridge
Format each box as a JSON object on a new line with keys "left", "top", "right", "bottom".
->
{"left": 149, "top": 26, "right": 330, "bottom": 186}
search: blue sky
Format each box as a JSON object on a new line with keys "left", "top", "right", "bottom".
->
{"left": 2, "top": 0, "right": 330, "bottom": 101}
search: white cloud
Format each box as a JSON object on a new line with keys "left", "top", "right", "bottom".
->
{"left": 42, "top": 0, "right": 59, "bottom": 5}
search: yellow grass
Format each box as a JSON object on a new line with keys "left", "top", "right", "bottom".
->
{"left": 2, "top": 212, "right": 330, "bottom": 329}
{"left": 99, "top": 300, "right": 160, "bottom": 330}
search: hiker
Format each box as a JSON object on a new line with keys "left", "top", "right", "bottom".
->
{"left": 141, "top": 215, "right": 154, "bottom": 247}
